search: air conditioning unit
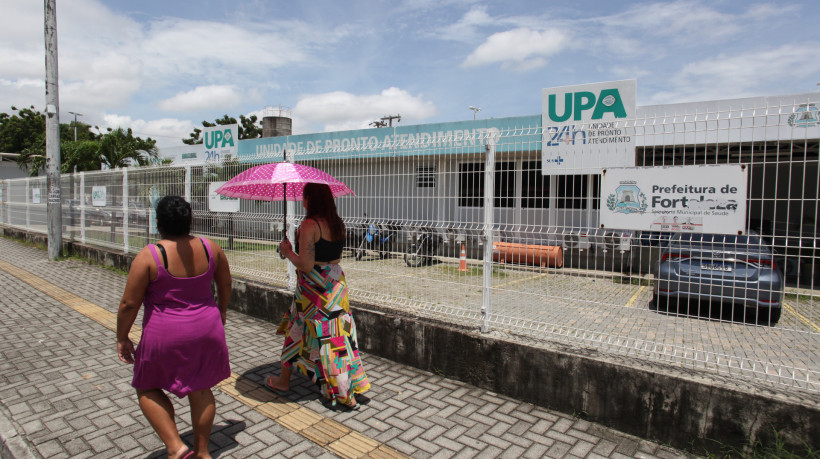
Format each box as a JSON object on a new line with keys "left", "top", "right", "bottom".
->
{"left": 562, "top": 231, "right": 593, "bottom": 250}
{"left": 601, "top": 231, "right": 633, "bottom": 253}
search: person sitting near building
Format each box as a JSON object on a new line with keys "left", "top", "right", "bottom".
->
{"left": 116, "top": 195, "right": 232, "bottom": 459}
{"left": 266, "top": 183, "right": 370, "bottom": 410}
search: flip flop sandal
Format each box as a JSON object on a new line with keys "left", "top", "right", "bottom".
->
{"left": 264, "top": 376, "right": 289, "bottom": 396}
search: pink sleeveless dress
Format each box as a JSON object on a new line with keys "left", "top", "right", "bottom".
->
{"left": 131, "top": 238, "right": 230, "bottom": 398}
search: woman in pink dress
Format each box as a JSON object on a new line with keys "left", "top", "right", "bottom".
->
{"left": 117, "top": 196, "right": 232, "bottom": 459}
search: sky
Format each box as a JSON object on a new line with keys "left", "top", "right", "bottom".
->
{"left": 1, "top": 0, "right": 818, "bottom": 148}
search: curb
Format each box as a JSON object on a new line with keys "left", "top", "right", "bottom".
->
{"left": 0, "top": 405, "right": 36, "bottom": 459}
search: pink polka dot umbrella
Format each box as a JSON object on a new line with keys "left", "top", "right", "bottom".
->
{"left": 214, "top": 162, "right": 356, "bottom": 201}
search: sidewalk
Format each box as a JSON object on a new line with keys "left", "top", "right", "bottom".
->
{"left": 0, "top": 237, "right": 695, "bottom": 458}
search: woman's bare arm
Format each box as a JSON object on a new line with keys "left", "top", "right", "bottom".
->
{"left": 280, "top": 218, "right": 317, "bottom": 272}
{"left": 210, "top": 239, "right": 232, "bottom": 324}
{"left": 116, "top": 248, "right": 152, "bottom": 363}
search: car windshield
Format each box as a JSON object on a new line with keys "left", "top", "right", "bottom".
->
{"left": 673, "top": 233, "right": 763, "bottom": 245}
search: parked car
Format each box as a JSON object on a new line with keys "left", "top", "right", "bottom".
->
{"left": 62, "top": 200, "right": 112, "bottom": 227}
{"left": 113, "top": 201, "right": 150, "bottom": 227}
{"left": 653, "top": 232, "right": 784, "bottom": 325}
{"left": 749, "top": 218, "right": 817, "bottom": 286}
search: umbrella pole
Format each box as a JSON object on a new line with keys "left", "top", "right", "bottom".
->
{"left": 283, "top": 150, "right": 287, "bottom": 241}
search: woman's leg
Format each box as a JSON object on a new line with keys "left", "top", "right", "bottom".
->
{"left": 266, "top": 364, "right": 292, "bottom": 391}
{"left": 188, "top": 389, "right": 216, "bottom": 459}
{"left": 136, "top": 389, "right": 188, "bottom": 458}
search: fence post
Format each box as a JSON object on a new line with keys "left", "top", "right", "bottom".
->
{"left": 80, "top": 172, "right": 85, "bottom": 244}
{"left": 480, "top": 134, "right": 497, "bottom": 333}
{"left": 122, "top": 168, "right": 129, "bottom": 253}
{"left": 184, "top": 166, "right": 191, "bottom": 202}
{"left": 286, "top": 151, "right": 297, "bottom": 291}
{"left": 25, "top": 180, "right": 30, "bottom": 230}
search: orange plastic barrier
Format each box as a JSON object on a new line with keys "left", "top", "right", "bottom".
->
{"left": 492, "top": 242, "right": 563, "bottom": 268}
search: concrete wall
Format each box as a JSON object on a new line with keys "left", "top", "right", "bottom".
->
{"left": 3, "top": 226, "right": 819, "bottom": 456}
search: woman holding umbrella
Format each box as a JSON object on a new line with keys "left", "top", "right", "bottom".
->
{"left": 266, "top": 182, "right": 370, "bottom": 409}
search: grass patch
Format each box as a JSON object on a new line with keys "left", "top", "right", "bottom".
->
{"left": 62, "top": 254, "right": 129, "bottom": 276}
{"left": 702, "top": 428, "right": 819, "bottom": 459}
{"left": 612, "top": 275, "right": 652, "bottom": 286}
{"left": 437, "top": 264, "right": 509, "bottom": 279}
{"left": 206, "top": 237, "right": 279, "bottom": 252}
{"left": 2, "top": 234, "right": 47, "bottom": 251}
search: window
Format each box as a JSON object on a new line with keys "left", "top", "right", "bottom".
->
{"left": 494, "top": 162, "right": 515, "bottom": 208}
{"left": 415, "top": 165, "right": 436, "bottom": 188}
{"left": 459, "top": 163, "right": 483, "bottom": 207}
{"left": 458, "top": 161, "right": 516, "bottom": 208}
{"left": 522, "top": 161, "right": 550, "bottom": 208}
{"left": 591, "top": 174, "right": 601, "bottom": 210}
{"left": 555, "top": 174, "right": 602, "bottom": 209}
{"left": 556, "top": 175, "right": 588, "bottom": 209}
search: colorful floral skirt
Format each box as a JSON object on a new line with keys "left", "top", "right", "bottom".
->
{"left": 277, "top": 264, "right": 370, "bottom": 404}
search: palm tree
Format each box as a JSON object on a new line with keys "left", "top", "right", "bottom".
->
{"left": 98, "top": 127, "right": 158, "bottom": 169}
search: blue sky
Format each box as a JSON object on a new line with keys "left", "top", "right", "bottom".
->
{"left": 1, "top": 0, "right": 818, "bottom": 147}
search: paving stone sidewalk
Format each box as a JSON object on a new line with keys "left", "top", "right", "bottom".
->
{"left": 0, "top": 237, "right": 695, "bottom": 458}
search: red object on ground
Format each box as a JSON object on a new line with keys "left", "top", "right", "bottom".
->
{"left": 492, "top": 242, "right": 563, "bottom": 268}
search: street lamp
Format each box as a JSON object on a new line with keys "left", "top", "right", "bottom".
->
{"left": 68, "top": 111, "right": 83, "bottom": 141}
{"left": 468, "top": 106, "right": 481, "bottom": 120}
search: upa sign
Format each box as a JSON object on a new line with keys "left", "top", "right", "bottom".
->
{"left": 203, "top": 124, "right": 238, "bottom": 163}
{"left": 208, "top": 182, "right": 240, "bottom": 213}
{"left": 542, "top": 79, "right": 636, "bottom": 175}
{"left": 600, "top": 164, "right": 747, "bottom": 234}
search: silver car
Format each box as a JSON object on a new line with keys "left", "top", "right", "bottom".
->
{"left": 653, "top": 232, "right": 784, "bottom": 325}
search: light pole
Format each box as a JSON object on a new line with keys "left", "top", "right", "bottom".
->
{"left": 68, "top": 111, "right": 83, "bottom": 141}
{"left": 469, "top": 106, "right": 481, "bottom": 120}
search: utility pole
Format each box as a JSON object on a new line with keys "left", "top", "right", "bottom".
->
{"left": 45, "top": 0, "right": 62, "bottom": 260}
{"left": 68, "top": 111, "right": 82, "bottom": 141}
{"left": 380, "top": 114, "right": 401, "bottom": 127}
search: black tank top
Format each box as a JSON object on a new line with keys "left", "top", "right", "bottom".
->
{"left": 298, "top": 218, "right": 345, "bottom": 262}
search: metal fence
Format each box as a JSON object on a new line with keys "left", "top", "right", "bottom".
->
{"left": 1, "top": 95, "right": 818, "bottom": 393}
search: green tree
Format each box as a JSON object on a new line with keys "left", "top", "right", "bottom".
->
{"left": 0, "top": 106, "right": 45, "bottom": 154}
{"left": 60, "top": 120, "right": 101, "bottom": 143}
{"left": 98, "top": 127, "right": 159, "bottom": 169}
{"left": 61, "top": 140, "right": 103, "bottom": 173}
{"left": 183, "top": 114, "right": 263, "bottom": 144}
{"left": 1, "top": 106, "right": 47, "bottom": 175}
{"left": 2, "top": 106, "right": 110, "bottom": 176}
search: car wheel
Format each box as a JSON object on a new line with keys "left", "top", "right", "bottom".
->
{"left": 653, "top": 293, "right": 677, "bottom": 314}
{"left": 751, "top": 306, "right": 781, "bottom": 326}
{"left": 404, "top": 245, "right": 424, "bottom": 267}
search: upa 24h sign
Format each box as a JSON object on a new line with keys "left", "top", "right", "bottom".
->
{"left": 542, "top": 79, "right": 636, "bottom": 175}
{"left": 600, "top": 164, "right": 748, "bottom": 234}
{"left": 203, "top": 124, "right": 238, "bottom": 163}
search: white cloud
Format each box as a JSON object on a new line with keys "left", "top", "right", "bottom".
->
{"left": 0, "top": 78, "right": 44, "bottom": 112}
{"left": 462, "top": 28, "right": 570, "bottom": 70}
{"left": 138, "top": 19, "right": 313, "bottom": 83}
{"left": 436, "top": 5, "right": 494, "bottom": 42}
{"left": 743, "top": 3, "right": 799, "bottom": 20}
{"left": 600, "top": 1, "right": 742, "bottom": 42}
{"left": 159, "top": 85, "right": 243, "bottom": 112}
{"left": 652, "top": 43, "right": 820, "bottom": 103}
{"left": 293, "top": 87, "right": 437, "bottom": 132}
{"left": 101, "top": 113, "right": 195, "bottom": 147}
{"left": 59, "top": 53, "right": 143, "bottom": 112}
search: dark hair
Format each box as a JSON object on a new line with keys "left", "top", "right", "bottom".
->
{"left": 303, "top": 183, "right": 345, "bottom": 240}
{"left": 155, "top": 195, "right": 192, "bottom": 237}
